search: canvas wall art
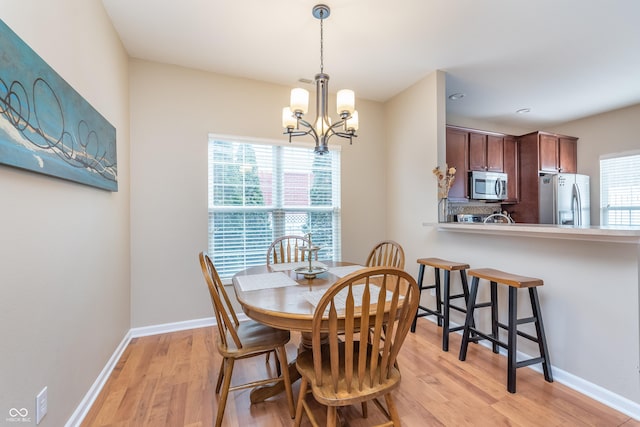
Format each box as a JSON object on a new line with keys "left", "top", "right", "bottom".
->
{"left": 0, "top": 19, "right": 117, "bottom": 191}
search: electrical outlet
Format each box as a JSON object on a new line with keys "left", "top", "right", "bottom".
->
{"left": 36, "top": 387, "right": 47, "bottom": 425}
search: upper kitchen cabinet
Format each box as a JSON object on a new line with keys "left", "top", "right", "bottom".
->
{"left": 527, "top": 131, "right": 578, "bottom": 173}
{"left": 445, "top": 126, "right": 469, "bottom": 201}
{"left": 469, "top": 132, "right": 504, "bottom": 172}
{"left": 514, "top": 131, "right": 579, "bottom": 223}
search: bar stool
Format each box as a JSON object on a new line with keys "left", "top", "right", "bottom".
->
{"left": 411, "top": 257, "right": 471, "bottom": 351}
{"left": 458, "top": 268, "right": 553, "bottom": 393}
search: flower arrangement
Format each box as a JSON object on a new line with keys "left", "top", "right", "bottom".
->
{"left": 433, "top": 164, "right": 456, "bottom": 199}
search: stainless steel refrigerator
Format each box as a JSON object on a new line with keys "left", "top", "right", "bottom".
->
{"left": 539, "top": 173, "right": 590, "bottom": 226}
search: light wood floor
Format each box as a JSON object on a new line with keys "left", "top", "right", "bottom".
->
{"left": 81, "top": 318, "right": 640, "bottom": 426}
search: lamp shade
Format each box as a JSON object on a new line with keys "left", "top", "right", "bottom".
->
{"left": 336, "top": 89, "right": 355, "bottom": 115}
{"left": 346, "top": 110, "right": 359, "bottom": 131}
{"left": 282, "top": 107, "right": 297, "bottom": 129}
{"left": 290, "top": 88, "right": 309, "bottom": 114}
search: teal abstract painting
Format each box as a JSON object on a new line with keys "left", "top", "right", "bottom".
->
{"left": 0, "top": 19, "right": 117, "bottom": 191}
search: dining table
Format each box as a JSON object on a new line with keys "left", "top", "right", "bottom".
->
{"left": 232, "top": 260, "right": 367, "bottom": 403}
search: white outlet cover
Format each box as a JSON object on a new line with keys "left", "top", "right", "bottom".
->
{"left": 36, "top": 387, "right": 47, "bottom": 425}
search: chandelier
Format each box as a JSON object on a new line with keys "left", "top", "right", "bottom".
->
{"left": 281, "top": 4, "right": 359, "bottom": 155}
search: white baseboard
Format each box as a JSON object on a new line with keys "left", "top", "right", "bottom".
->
{"left": 67, "top": 315, "right": 640, "bottom": 425}
{"left": 64, "top": 330, "right": 132, "bottom": 427}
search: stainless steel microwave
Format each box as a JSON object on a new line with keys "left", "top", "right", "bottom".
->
{"left": 470, "top": 171, "right": 508, "bottom": 200}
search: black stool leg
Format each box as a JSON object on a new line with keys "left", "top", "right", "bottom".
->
{"left": 411, "top": 264, "right": 426, "bottom": 332}
{"left": 530, "top": 288, "right": 553, "bottom": 383}
{"left": 434, "top": 267, "right": 443, "bottom": 327}
{"left": 442, "top": 269, "right": 451, "bottom": 351}
{"left": 459, "top": 270, "right": 476, "bottom": 331}
{"left": 459, "top": 276, "right": 479, "bottom": 361}
{"left": 507, "top": 286, "right": 518, "bottom": 393}
{"left": 491, "top": 281, "right": 499, "bottom": 354}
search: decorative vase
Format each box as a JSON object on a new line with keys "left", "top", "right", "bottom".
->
{"left": 438, "top": 197, "right": 449, "bottom": 223}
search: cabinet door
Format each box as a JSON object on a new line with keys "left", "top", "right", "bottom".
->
{"left": 487, "top": 135, "right": 504, "bottom": 172}
{"left": 558, "top": 137, "right": 577, "bottom": 173}
{"left": 502, "top": 136, "right": 518, "bottom": 203}
{"left": 468, "top": 133, "right": 487, "bottom": 171}
{"left": 446, "top": 128, "right": 468, "bottom": 200}
{"left": 539, "top": 134, "right": 559, "bottom": 172}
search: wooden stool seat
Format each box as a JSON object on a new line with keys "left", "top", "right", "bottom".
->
{"left": 467, "top": 268, "right": 543, "bottom": 288}
{"left": 418, "top": 257, "right": 470, "bottom": 271}
{"left": 459, "top": 268, "right": 553, "bottom": 393}
{"left": 412, "top": 257, "right": 472, "bottom": 351}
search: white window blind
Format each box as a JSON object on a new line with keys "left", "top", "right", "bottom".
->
{"left": 208, "top": 137, "right": 341, "bottom": 280}
{"left": 600, "top": 152, "right": 640, "bottom": 226}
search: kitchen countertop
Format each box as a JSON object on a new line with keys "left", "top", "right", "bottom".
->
{"left": 425, "top": 222, "right": 640, "bottom": 244}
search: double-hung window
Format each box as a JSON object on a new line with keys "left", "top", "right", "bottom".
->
{"left": 207, "top": 136, "right": 341, "bottom": 281}
{"left": 600, "top": 152, "right": 640, "bottom": 226}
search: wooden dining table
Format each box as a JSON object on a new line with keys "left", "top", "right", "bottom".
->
{"left": 232, "top": 260, "right": 365, "bottom": 403}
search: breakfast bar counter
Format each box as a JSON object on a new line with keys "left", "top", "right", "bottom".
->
{"left": 429, "top": 222, "right": 640, "bottom": 244}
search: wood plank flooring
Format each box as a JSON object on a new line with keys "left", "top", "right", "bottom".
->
{"left": 81, "top": 318, "right": 640, "bottom": 426}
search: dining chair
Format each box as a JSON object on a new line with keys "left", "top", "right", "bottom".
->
{"left": 266, "top": 234, "right": 315, "bottom": 266}
{"left": 294, "top": 266, "right": 420, "bottom": 427}
{"left": 365, "top": 240, "right": 405, "bottom": 269}
{"left": 198, "top": 252, "right": 295, "bottom": 427}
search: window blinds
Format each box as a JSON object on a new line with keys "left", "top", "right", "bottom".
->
{"left": 600, "top": 153, "right": 640, "bottom": 226}
{"left": 208, "top": 137, "right": 341, "bottom": 280}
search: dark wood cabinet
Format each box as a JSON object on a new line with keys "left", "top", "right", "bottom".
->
{"left": 538, "top": 132, "right": 578, "bottom": 173}
{"left": 559, "top": 137, "right": 577, "bottom": 173}
{"left": 445, "top": 127, "right": 468, "bottom": 201}
{"left": 510, "top": 131, "right": 579, "bottom": 223}
{"left": 502, "top": 136, "right": 518, "bottom": 204}
{"left": 469, "top": 132, "right": 503, "bottom": 172}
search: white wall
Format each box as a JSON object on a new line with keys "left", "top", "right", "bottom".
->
{"left": 0, "top": 1, "right": 130, "bottom": 426}
{"left": 129, "top": 59, "right": 387, "bottom": 327}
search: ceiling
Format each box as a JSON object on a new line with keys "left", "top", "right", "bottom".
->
{"left": 101, "top": 0, "right": 640, "bottom": 130}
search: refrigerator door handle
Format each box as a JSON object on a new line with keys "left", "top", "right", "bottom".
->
{"left": 572, "top": 183, "right": 582, "bottom": 226}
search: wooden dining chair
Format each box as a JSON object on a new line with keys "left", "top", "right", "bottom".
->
{"left": 198, "top": 252, "right": 295, "bottom": 427}
{"left": 266, "top": 234, "right": 316, "bottom": 266}
{"left": 294, "top": 266, "right": 420, "bottom": 427}
{"left": 365, "top": 240, "right": 405, "bottom": 269}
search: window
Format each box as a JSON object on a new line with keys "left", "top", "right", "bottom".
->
{"left": 600, "top": 152, "right": 640, "bottom": 226}
{"left": 208, "top": 136, "right": 341, "bottom": 280}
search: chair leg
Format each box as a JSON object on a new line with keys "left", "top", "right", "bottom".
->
{"left": 215, "top": 357, "right": 235, "bottom": 427}
{"left": 361, "top": 401, "right": 368, "bottom": 418}
{"left": 215, "top": 358, "right": 226, "bottom": 393}
{"left": 384, "top": 393, "right": 401, "bottom": 426}
{"left": 276, "top": 345, "right": 295, "bottom": 418}
{"left": 294, "top": 377, "right": 308, "bottom": 427}
{"left": 327, "top": 406, "right": 338, "bottom": 427}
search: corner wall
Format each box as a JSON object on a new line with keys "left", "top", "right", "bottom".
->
{"left": 384, "top": 70, "right": 446, "bottom": 270}
{"left": 0, "top": 1, "right": 130, "bottom": 425}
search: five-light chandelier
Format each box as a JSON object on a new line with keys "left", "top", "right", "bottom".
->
{"left": 282, "top": 4, "right": 359, "bottom": 155}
